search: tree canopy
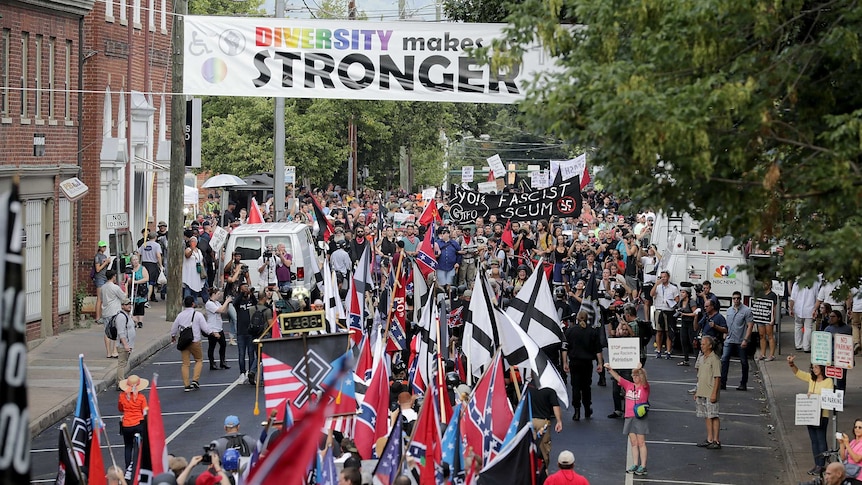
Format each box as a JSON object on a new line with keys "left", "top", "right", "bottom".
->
{"left": 493, "top": 0, "right": 862, "bottom": 288}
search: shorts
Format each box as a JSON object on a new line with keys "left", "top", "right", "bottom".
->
{"left": 436, "top": 268, "right": 456, "bottom": 286}
{"left": 622, "top": 416, "right": 649, "bottom": 435}
{"left": 656, "top": 310, "right": 675, "bottom": 332}
{"left": 133, "top": 301, "right": 145, "bottom": 316}
{"left": 696, "top": 396, "right": 720, "bottom": 419}
{"left": 94, "top": 276, "right": 107, "bottom": 288}
{"left": 641, "top": 284, "right": 654, "bottom": 303}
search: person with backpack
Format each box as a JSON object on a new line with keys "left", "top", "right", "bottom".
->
{"left": 210, "top": 415, "right": 256, "bottom": 459}
{"left": 170, "top": 295, "right": 218, "bottom": 392}
{"left": 101, "top": 270, "right": 127, "bottom": 359}
{"left": 113, "top": 298, "right": 135, "bottom": 385}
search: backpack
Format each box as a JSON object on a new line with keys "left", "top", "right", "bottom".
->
{"left": 249, "top": 308, "right": 268, "bottom": 337}
{"left": 223, "top": 434, "right": 251, "bottom": 457}
{"left": 104, "top": 313, "right": 119, "bottom": 340}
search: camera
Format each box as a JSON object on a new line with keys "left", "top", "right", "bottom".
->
{"left": 263, "top": 250, "right": 273, "bottom": 259}
{"left": 240, "top": 264, "right": 249, "bottom": 274}
{"left": 200, "top": 444, "right": 216, "bottom": 463}
{"left": 694, "top": 283, "right": 704, "bottom": 294}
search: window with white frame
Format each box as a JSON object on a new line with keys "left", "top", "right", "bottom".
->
{"left": 105, "top": 0, "right": 115, "bottom": 22}
{"left": 1, "top": 29, "right": 9, "bottom": 117}
{"left": 35, "top": 35, "right": 42, "bottom": 119}
{"left": 133, "top": 0, "right": 141, "bottom": 28}
{"left": 160, "top": 0, "right": 166, "bottom": 32}
{"left": 25, "top": 200, "right": 43, "bottom": 322}
{"left": 64, "top": 40, "right": 71, "bottom": 122}
{"left": 21, "top": 32, "right": 28, "bottom": 119}
{"left": 58, "top": 198, "right": 71, "bottom": 313}
{"left": 120, "top": 0, "right": 127, "bottom": 24}
{"left": 149, "top": 0, "right": 155, "bottom": 31}
{"left": 48, "top": 37, "right": 55, "bottom": 119}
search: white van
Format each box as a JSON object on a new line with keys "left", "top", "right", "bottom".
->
{"left": 221, "top": 222, "right": 320, "bottom": 293}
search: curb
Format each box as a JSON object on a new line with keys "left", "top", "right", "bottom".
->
{"left": 29, "top": 334, "right": 173, "bottom": 437}
{"left": 759, "top": 358, "right": 797, "bottom": 484}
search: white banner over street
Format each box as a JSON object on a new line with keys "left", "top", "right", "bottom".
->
{"left": 183, "top": 17, "right": 556, "bottom": 104}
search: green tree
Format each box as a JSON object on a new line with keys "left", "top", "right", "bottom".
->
{"left": 495, "top": 0, "right": 862, "bottom": 287}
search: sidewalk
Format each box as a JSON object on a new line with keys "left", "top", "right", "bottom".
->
{"left": 26, "top": 308, "right": 855, "bottom": 483}
{"left": 27, "top": 302, "right": 174, "bottom": 437}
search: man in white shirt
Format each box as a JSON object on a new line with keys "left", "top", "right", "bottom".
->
{"left": 650, "top": 270, "right": 680, "bottom": 359}
{"left": 790, "top": 278, "right": 821, "bottom": 352}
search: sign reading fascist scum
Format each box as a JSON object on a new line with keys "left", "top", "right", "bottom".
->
{"left": 448, "top": 179, "right": 582, "bottom": 224}
{"left": 183, "top": 17, "right": 558, "bottom": 104}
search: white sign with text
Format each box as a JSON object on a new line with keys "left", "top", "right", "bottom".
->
{"left": 487, "top": 154, "right": 506, "bottom": 179}
{"left": 795, "top": 394, "right": 822, "bottom": 426}
{"left": 820, "top": 388, "right": 844, "bottom": 412}
{"left": 608, "top": 337, "right": 641, "bottom": 369}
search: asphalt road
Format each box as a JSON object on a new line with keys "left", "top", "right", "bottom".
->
{"left": 30, "top": 342, "right": 788, "bottom": 485}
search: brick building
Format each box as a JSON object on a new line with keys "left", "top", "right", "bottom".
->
{"left": 0, "top": 0, "right": 174, "bottom": 340}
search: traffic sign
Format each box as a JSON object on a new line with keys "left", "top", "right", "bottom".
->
{"left": 825, "top": 366, "right": 844, "bottom": 379}
{"left": 834, "top": 334, "right": 854, "bottom": 369}
{"left": 810, "top": 331, "right": 832, "bottom": 366}
{"left": 105, "top": 213, "right": 129, "bottom": 229}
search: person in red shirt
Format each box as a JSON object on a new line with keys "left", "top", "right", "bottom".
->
{"left": 117, "top": 375, "right": 149, "bottom": 468}
{"left": 544, "top": 450, "right": 590, "bottom": 485}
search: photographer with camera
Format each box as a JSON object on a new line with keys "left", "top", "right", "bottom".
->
{"left": 223, "top": 252, "right": 251, "bottom": 346}
{"left": 274, "top": 243, "right": 293, "bottom": 296}
{"left": 176, "top": 448, "right": 231, "bottom": 485}
{"left": 257, "top": 244, "right": 279, "bottom": 291}
{"left": 650, "top": 270, "right": 680, "bottom": 360}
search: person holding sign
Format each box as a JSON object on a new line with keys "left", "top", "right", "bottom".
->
{"left": 788, "top": 354, "right": 834, "bottom": 476}
{"left": 838, "top": 418, "right": 862, "bottom": 484}
{"left": 757, "top": 278, "right": 779, "bottom": 361}
{"left": 603, "top": 363, "right": 650, "bottom": 476}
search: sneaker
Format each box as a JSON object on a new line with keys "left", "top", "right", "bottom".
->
{"left": 706, "top": 441, "right": 721, "bottom": 450}
{"left": 677, "top": 361, "right": 690, "bottom": 366}
{"left": 191, "top": 380, "right": 200, "bottom": 389}
{"left": 220, "top": 363, "right": 231, "bottom": 370}
{"left": 626, "top": 465, "right": 638, "bottom": 474}
{"left": 687, "top": 387, "right": 698, "bottom": 395}
{"left": 664, "top": 352, "right": 672, "bottom": 360}
{"left": 655, "top": 351, "right": 662, "bottom": 359}
{"left": 144, "top": 302, "right": 150, "bottom": 308}
{"left": 608, "top": 411, "right": 623, "bottom": 419}
{"left": 229, "top": 339, "right": 237, "bottom": 346}
{"left": 696, "top": 440, "right": 712, "bottom": 447}
{"left": 247, "top": 372, "right": 256, "bottom": 385}
{"left": 757, "top": 355, "right": 766, "bottom": 361}
{"left": 766, "top": 356, "right": 776, "bottom": 361}
{"left": 184, "top": 386, "right": 192, "bottom": 392}
{"left": 634, "top": 466, "right": 647, "bottom": 475}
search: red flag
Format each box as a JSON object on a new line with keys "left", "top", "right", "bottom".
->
{"left": 347, "top": 278, "right": 364, "bottom": 345}
{"left": 487, "top": 170, "right": 495, "bottom": 182}
{"left": 270, "top": 307, "right": 282, "bottom": 339}
{"left": 353, "top": 357, "right": 391, "bottom": 459}
{"left": 461, "top": 353, "right": 513, "bottom": 466}
{"left": 355, "top": 334, "right": 373, "bottom": 383}
{"left": 146, "top": 375, "right": 168, "bottom": 476}
{"left": 246, "top": 370, "right": 345, "bottom": 485}
{"left": 248, "top": 197, "right": 264, "bottom": 224}
{"left": 418, "top": 199, "right": 442, "bottom": 227}
{"left": 416, "top": 225, "right": 437, "bottom": 278}
{"left": 310, "top": 195, "right": 335, "bottom": 242}
{"left": 434, "top": 354, "right": 453, "bottom": 425}
{"left": 407, "top": 392, "right": 443, "bottom": 484}
{"left": 87, "top": 430, "right": 106, "bottom": 485}
{"left": 530, "top": 259, "right": 554, "bottom": 280}
{"left": 580, "top": 166, "right": 591, "bottom": 189}
{"left": 501, "top": 220, "right": 513, "bottom": 249}
{"left": 386, "top": 271, "right": 408, "bottom": 353}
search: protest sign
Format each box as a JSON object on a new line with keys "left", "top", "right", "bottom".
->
{"left": 795, "top": 394, "right": 822, "bottom": 426}
{"left": 608, "top": 338, "right": 640, "bottom": 369}
{"left": 449, "top": 180, "right": 582, "bottom": 223}
{"left": 461, "top": 166, "right": 474, "bottom": 183}
{"left": 487, "top": 154, "right": 506, "bottom": 179}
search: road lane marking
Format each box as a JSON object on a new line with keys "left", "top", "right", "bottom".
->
{"left": 100, "top": 411, "right": 198, "bottom": 419}
{"left": 646, "top": 408, "right": 764, "bottom": 418}
{"left": 166, "top": 375, "right": 245, "bottom": 444}
{"left": 644, "top": 440, "right": 772, "bottom": 450}
{"left": 635, "top": 479, "right": 739, "bottom": 485}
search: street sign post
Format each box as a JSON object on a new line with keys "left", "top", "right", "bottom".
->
{"left": 105, "top": 213, "right": 129, "bottom": 230}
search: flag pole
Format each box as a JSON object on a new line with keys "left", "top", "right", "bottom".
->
{"left": 253, "top": 338, "right": 264, "bottom": 415}
{"left": 434, "top": 312, "right": 448, "bottom": 424}
{"left": 61, "top": 423, "right": 87, "bottom": 485}
{"left": 382, "top": 255, "right": 404, "bottom": 350}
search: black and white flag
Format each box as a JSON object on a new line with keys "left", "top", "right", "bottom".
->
{"left": 505, "top": 260, "right": 564, "bottom": 349}
{"left": 497, "top": 310, "right": 569, "bottom": 407}
{"left": 463, "top": 271, "right": 499, "bottom": 380}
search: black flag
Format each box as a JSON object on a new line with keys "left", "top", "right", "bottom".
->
{"left": 0, "top": 181, "right": 30, "bottom": 483}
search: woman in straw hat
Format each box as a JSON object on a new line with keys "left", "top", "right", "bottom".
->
{"left": 118, "top": 375, "right": 149, "bottom": 468}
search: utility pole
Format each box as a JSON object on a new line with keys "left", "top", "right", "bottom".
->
{"left": 273, "top": 0, "right": 286, "bottom": 221}
{"left": 167, "top": 0, "right": 187, "bottom": 320}
{"left": 347, "top": 0, "right": 357, "bottom": 192}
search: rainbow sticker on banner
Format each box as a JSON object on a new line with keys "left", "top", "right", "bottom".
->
{"left": 201, "top": 58, "right": 229, "bottom": 84}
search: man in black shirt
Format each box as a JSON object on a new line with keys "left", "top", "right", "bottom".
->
{"left": 232, "top": 283, "right": 257, "bottom": 384}
{"left": 349, "top": 226, "right": 368, "bottom": 264}
{"left": 526, "top": 379, "right": 563, "bottom": 474}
